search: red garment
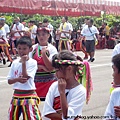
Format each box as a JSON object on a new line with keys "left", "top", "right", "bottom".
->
{"left": 32, "top": 45, "right": 57, "bottom": 99}
{"left": 35, "top": 81, "right": 55, "bottom": 98}
{"left": 32, "top": 46, "right": 45, "bottom": 67}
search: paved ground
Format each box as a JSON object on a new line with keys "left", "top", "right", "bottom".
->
{"left": 0, "top": 49, "right": 113, "bottom": 120}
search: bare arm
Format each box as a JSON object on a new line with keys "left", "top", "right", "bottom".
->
{"left": 8, "top": 77, "right": 28, "bottom": 85}
{"left": 21, "top": 55, "right": 30, "bottom": 79}
{"left": 60, "top": 92, "right": 68, "bottom": 119}
{"left": 7, "top": 57, "right": 28, "bottom": 85}
{"left": 58, "top": 79, "right": 68, "bottom": 119}
{"left": 62, "top": 30, "right": 70, "bottom": 34}
{"left": 56, "top": 30, "right": 61, "bottom": 35}
{"left": 11, "top": 30, "right": 25, "bottom": 34}
{"left": 95, "top": 33, "right": 99, "bottom": 39}
{"left": 41, "top": 48, "right": 54, "bottom": 71}
{"left": 45, "top": 113, "right": 62, "bottom": 120}
{"left": 114, "top": 106, "right": 120, "bottom": 118}
{"left": 11, "top": 30, "right": 18, "bottom": 34}
{"left": 17, "top": 30, "right": 25, "bottom": 32}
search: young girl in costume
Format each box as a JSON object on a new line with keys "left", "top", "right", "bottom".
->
{"left": 29, "top": 27, "right": 58, "bottom": 101}
{"left": 42, "top": 50, "right": 93, "bottom": 120}
{"left": 7, "top": 36, "right": 41, "bottom": 120}
{"left": 104, "top": 53, "right": 120, "bottom": 120}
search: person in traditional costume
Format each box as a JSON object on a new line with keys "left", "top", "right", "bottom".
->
{"left": 0, "top": 22, "right": 12, "bottom": 65}
{"left": 59, "top": 17, "right": 72, "bottom": 51}
{"left": 7, "top": 36, "right": 41, "bottom": 120}
{"left": 28, "top": 20, "right": 37, "bottom": 45}
{"left": 42, "top": 50, "right": 93, "bottom": 120}
{"left": 29, "top": 27, "right": 58, "bottom": 101}
{"left": 0, "top": 16, "right": 13, "bottom": 66}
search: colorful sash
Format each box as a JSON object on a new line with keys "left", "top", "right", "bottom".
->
{"left": 32, "top": 45, "right": 57, "bottom": 81}
{"left": 11, "top": 90, "right": 40, "bottom": 106}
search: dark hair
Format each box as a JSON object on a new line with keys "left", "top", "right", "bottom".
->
{"left": 73, "top": 28, "right": 77, "bottom": 32}
{"left": 43, "top": 18, "right": 48, "bottom": 23}
{"left": 64, "top": 16, "right": 68, "bottom": 21}
{"left": 85, "top": 18, "right": 89, "bottom": 21}
{"left": 29, "top": 20, "right": 35, "bottom": 23}
{"left": 16, "top": 36, "right": 32, "bottom": 48}
{"left": 89, "top": 19, "right": 94, "bottom": 24}
{"left": 104, "top": 22, "right": 107, "bottom": 25}
{"left": 35, "top": 36, "right": 39, "bottom": 44}
{"left": 87, "top": 18, "right": 89, "bottom": 20}
{"left": 52, "top": 50, "right": 83, "bottom": 74}
{"left": 112, "top": 54, "right": 120, "bottom": 73}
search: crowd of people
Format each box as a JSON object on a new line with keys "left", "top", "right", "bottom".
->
{"left": 1, "top": 16, "right": 120, "bottom": 67}
{"left": 1, "top": 15, "right": 120, "bottom": 119}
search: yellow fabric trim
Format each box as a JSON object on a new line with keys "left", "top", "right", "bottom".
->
{"left": 105, "top": 26, "right": 110, "bottom": 35}
{"left": 0, "top": 43, "right": 10, "bottom": 47}
{"left": 110, "top": 87, "right": 114, "bottom": 94}
{"left": 59, "top": 40, "right": 68, "bottom": 50}
{"left": 60, "top": 38, "right": 69, "bottom": 41}
{"left": 0, "top": 27, "right": 4, "bottom": 30}
{"left": 60, "top": 22, "right": 67, "bottom": 32}
{"left": 12, "top": 95, "right": 40, "bottom": 105}
{"left": 13, "top": 95, "right": 38, "bottom": 98}
{"left": 0, "top": 44, "right": 7, "bottom": 46}
{"left": 23, "top": 107, "right": 27, "bottom": 120}
{"left": 29, "top": 25, "right": 34, "bottom": 32}
{"left": 12, "top": 98, "right": 40, "bottom": 105}
{"left": 14, "top": 106, "right": 18, "bottom": 120}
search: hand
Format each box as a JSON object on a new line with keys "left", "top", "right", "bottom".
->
{"left": 17, "top": 75, "right": 28, "bottom": 83}
{"left": 56, "top": 109, "right": 62, "bottom": 115}
{"left": 114, "top": 106, "right": 120, "bottom": 118}
{"left": 58, "top": 78, "right": 66, "bottom": 94}
{"left": 41, "top": 47, "right": 49, "bottom": 56}
{"left": 21, "top": 55, "right": 28, "bottom": 63}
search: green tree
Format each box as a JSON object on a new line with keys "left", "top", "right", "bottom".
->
{"left": 1, "top": 13, "right": 120, "bottom": 30}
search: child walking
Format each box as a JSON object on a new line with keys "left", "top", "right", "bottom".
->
{"left": 42, "top": 50, "right": 86, "bottom": 120}
{"left": 7, "top": 36, "right": 41, "bottom": 120}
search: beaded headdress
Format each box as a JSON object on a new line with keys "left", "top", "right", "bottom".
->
{"left": 54, "top": 59, "right": 93, "bottom": 104}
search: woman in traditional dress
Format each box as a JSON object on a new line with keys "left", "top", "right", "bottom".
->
{"left": 29, "top": 27, "right": 58, "bottom": 101}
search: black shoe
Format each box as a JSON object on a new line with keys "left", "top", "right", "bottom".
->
{"left": 8, "top": 62, "right": 12, "bottom": 67}
{"left": 91, "top": 58, "right": 95, "bottom": 62}
{"left": 7, "top": 59, "right": 9, "bottom": 62}
{"left": 3, "top": 58, "right": 6, "bottom": 65}
{"left": 88, "top": 58, "right": 92, "bottom": 62}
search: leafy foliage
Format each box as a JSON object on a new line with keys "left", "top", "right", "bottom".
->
{"left": 0, "top": 13, "right": 120, "bottom": 29}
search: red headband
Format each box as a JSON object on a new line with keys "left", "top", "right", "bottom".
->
{"left": 37, "top": 27, "right": 50, "bottom": 33}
